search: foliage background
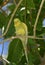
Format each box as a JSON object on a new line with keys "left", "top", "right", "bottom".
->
{"left": 0, "top": 0, "right": 45, "bottom": 65}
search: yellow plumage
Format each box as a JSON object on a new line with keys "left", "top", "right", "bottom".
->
{"left": 14, "top": 18, "right": 28, "bottom": 63}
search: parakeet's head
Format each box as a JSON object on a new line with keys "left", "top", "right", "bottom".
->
{"left": 14, "top": 18, "right": 20, "bottom": 27}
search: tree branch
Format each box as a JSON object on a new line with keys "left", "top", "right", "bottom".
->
{"left": 33, "top": 0, "right": 45, "bottom": 37}
{"left": 3, "top": 57, "right": 10, "bottom": 64}
{"left": 0, "top": 0, "right": 23, "bottom": 38}
{"left": 0, "top": 35, "right": 45, "bottom": 44}
{"left": 13, "top": 0, "right": 17, "bottom": 5}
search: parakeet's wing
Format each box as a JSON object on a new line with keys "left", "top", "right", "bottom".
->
{"left": 21, "top": 22, "right": 28, "bottom": 44}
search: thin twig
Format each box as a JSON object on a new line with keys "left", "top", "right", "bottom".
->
{"left": 3, "top": 57, "right": 10, "bottom": 64}
{"left": 33, "top": 0, "right": 45, "bottom": 37}
{"left": 0, "top": 35, "right": 45, "bottom": 44}
{"left": 0, "top": 0, "right": 23, "bottom": 38}
{"left": 13, "top": 0, "right": 17, "bottom": 5}
{"left": 0, "top": 56, "right": 10, "bottom": 64}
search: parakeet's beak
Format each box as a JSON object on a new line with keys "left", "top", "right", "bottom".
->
{"left": 14, "top": 18, "right": 20, "bottom": 27}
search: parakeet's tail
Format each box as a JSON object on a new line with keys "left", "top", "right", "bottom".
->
{"left": 23, "top": 42, "right": 28, "bottom": 63}
{"left": 21, "top": 37, "right": 28, "bottom": 63}
{"left": 19, "top": 36, "right": 28, "bottom": 64}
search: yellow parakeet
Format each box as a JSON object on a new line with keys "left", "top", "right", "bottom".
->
{"left": 14, "top": 18, "right": 28, "bottom": 63}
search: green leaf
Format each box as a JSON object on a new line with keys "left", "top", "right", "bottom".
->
{"left": 4, "top": 19, "right": 15, "bottom": 38}
{"left": 28, "top": 38, "right": 36, "bottom": 45}
{"left": 28, "top": 47, "right": 40, "bottom": 65}
{"left": 18, "top": 55, "right": 27, "bottom": 65}
{"left": 27, "top": 0, "right": 35, "bottom": 10}
{"left": 28, "top": 53, "right": 34, "bottom": 65}
{"left": 0, "top": 13, "right": 7, "bottom": 28}
{"left": 8, "top": 4, "right": 16, "bottom": 12}
{"left": 7, "top": 39, "right": 24, "bottom": 64}
{"left": 9, "top": 62, "right": 16, "bottom": 65}
{"left": 0, "top": 0, "right": 3, "bottom": 4}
